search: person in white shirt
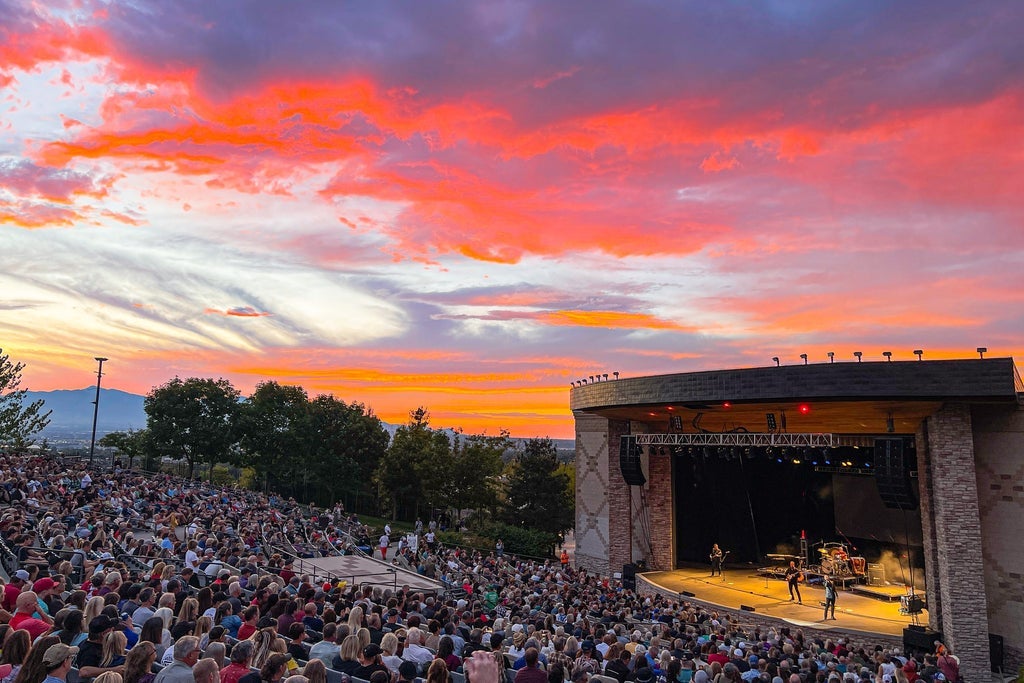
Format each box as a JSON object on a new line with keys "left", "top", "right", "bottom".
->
{"left": 184, "top": 540, "right": 200, "bottom": 571}
{"left": 379, "top": 534, "right": 390, "bottom": 561}
{"left": 400, "top": 628, "right": 434, "bottom": 674}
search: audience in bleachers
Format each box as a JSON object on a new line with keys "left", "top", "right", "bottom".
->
{"left": 0, "top": 454, "right": 969, "bottom": 683}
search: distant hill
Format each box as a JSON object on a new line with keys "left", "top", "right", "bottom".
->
{"left": 23, "top": 388, "right": 147, "bottom": 438}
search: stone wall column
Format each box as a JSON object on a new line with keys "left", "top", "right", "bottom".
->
{"left": 925, "top": 403, "right": 990, "bottom": 682}
{"left": 606, "top": 420, "right": 632, "bottom": 573}
{"left": 646, "top": 453, "right": 675, "bottom": 570}
{"left": 916, "top": 422, "right": 942, "bottom": 629}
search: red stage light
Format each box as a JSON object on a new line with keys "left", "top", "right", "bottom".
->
{"left": 723, "top": 402, "right": 731, "bottom": 409}
{"left": 798, "top": 404, "right": 811, "bottom": 414}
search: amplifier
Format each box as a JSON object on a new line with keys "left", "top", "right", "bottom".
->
{"left": 867, "top": 563, "right": 885, "bottom": 586}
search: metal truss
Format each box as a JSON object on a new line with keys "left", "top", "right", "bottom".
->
{"left": 634, "top": 432, "right": 835, "bottom": 448}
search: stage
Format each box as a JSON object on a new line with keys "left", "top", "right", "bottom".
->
{"left": 640, "top": 565, "right": 926, "bottom": 638}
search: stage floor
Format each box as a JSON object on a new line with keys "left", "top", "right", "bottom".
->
{"left": 641, "top": 566, "right": 926, "bottom": 638}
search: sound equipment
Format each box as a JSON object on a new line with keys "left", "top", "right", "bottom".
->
{"left": 867, "top": 563, "right": 885, "bottom": 586}
{"left": 990, "top": 633, "right": 1004, "bottom": 673}
{"left": 903, "top": 626, "right": 942, "bottom": 653}
{"left": 740, "top": 604, "right": 756, "bottom": 612}
{"left": 679, "top": 590, "right": 695, "bottom": 598}
{"left": 619, "top": 436, "right": 646, "bottom": 486}
{"left": 874, "top": 438, "right": 918, "bottom": 509}
{"left": 622, "top": 563, "right": 637, "bottom": 590}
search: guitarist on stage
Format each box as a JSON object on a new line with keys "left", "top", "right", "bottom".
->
{"left": 785, "top": 560, "right": 804, "bottom": 604}
{"left": 709, "top": 544, "right": 725, "bottom": 576}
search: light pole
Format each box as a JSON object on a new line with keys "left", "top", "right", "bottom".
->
{"left": 88, "top": 357, "right": 108, "bottom": 466}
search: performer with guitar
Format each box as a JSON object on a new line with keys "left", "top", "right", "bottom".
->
{"left": 785, "top": 560, "right": 804, "bottom": 604}
{"left": 709, "top": 544, "right": 727, "bottom": 576}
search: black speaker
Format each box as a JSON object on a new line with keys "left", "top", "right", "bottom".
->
{"left": 875, "top": 437, "right": 917, "bottom": 509}
{"left": 622, "top": 563, "right": 637, "bottom": 590}
{"left": 740, "top": 605, "right": 756, "bottom": 612}
{"left": 990, "top": 633, "right": 1004, "bottom": 673}
{"left": 619, "top": 436, "right": 646, "bottom": 486}
{"left": 903, "top": 627, "right": 942, "bottom": 654}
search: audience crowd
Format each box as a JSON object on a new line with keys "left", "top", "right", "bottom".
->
{"left": 0, "top": 454, "right": 987, "bottom": 683}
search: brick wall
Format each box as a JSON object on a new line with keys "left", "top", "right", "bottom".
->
{"left": 924, "top": 403, "right": 991, "bottom": 682}
{"left": 971, "top": 405, "right": 1024, "bottom": 673}
{"left": 647, "top": 453, "right": 674, "bottom": 570}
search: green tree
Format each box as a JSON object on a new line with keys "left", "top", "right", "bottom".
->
{"left": 445, "top": 431, "right": 512, "bottom": 521}
{"left": 503, "top": 437, "right": 574, "bottom": 537}
{"left": 375, "top": 407, "right": 451, "bottom": 520}
{"left": 306, "top": 394, "right": 390, "bottom": 508}
{"left": 98, "top": 428, "right": 149, "bottom": 470}
{"left": 237, "top": 381, "right": 311, "bottom": 494}
{"left": 0, "top": 349, "right": 51, "bottom": 447}
{"left": 144, "top": 377, "right": 240, "bottom": 478}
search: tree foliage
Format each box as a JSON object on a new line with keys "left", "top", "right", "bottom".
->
{"left": 0, "top": 349, "right": 51, "bottom": 447}
{"left": 144, "top": 377, "right": 241, "bottom": 478}
{"left": 237, "top": 381, "right": 310, "bottom": 492}
{"left": 375, "top": 407, "right": 451, "bottom": 520}
{"left": 503, "top": 437, "right": 574, "bottom": 536}
{"left": 97, "top": 428, "right": 150, "bottom": 469}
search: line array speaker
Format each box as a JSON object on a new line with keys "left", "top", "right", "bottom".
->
{"left": 874, "top": 437, "right": 917, "bottom": 510}
{"left": 619, "top": 435, "right": 646, "bottom": 486}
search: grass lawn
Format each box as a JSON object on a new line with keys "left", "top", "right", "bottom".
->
{"left": 352, "top": 514, "right": 417, "bottom": 535}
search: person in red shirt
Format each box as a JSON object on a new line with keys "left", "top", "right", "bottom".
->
{"left": 236, "top": 605, "right": 259, "bottom": 641}
{"left": 2, "top": 570, "right": 30, "bottom": 612}
{"left": 707, "top": 645, "right": 730, "bottom": 666}
{"left": 9, "top": 590, "right": 52, "bottom": 640}
{"left": 220, "top": 640, "right": 254, "bottom": 683}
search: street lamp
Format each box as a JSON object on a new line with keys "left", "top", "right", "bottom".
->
{"left": 88, "top": 357, "right": 108, "bottom": 466}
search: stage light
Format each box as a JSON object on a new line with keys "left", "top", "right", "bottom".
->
{"left": 603, "top": 373, "right": 608, "bottom": 381}
{"left": 590, "top": 375, "right": 595, "bottom": 383}
{"left": 800, "top": 353, "right": 808, "bottom": 365}
{"left": 798, "top": 404, "right": 810, "bottom": 415}
{"left": 766, "top": 413, "right": 777, "bottom": 431}
{"left": 776, "top": 458, "right": 783, "bottom": 464}
{"left": 883, "top": 351, "right": 892, "bottom": 362}
{"left": 977, "top": 347, "right": 987, "bottom": 359}
{"left": 723, "top": 401, "right": 731, "bottom": 409}
{"left": 854, "top": 351, "right": 862, "bottom": 362}
{"left": 914, "top": 350, "right": 923, "bottom": 361}
{"left": 772, "top": 357, "right": 780, "bottom": 366}
{"left": 792, "top": 458, "right": 801, "bottom": 465}
{"left": 613, "top": 371, "right": 620, "bottom": 379}
{"left": 827, "top": 351, "right": 835, "bottom": 363}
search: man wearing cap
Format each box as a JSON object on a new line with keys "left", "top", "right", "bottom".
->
{"left": 77, "top": 614, "right": 122, "bottom": 679}
{"left": 3, "top": 570, "right": 29, "bottom": 612}
{"left": 41, "top": 643, "right": 78, "bottom": 683}
{"left": 10, "top": 591, "right": 53, "bottom": 639}
{"left": 355, "top": 643, "right": 390, "bottom": 680}
{"left": 571, "top": 642, "right": 601, "bottom": 679}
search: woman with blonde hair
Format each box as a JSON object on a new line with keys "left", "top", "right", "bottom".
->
{"left": 179, "top": 597, "right": 200, "bottom": 625}
{"left": 347, "top": 605, "right": 363, "bottom": 632}
{"left": 84, "top": 595, "right": 106, "bottom": 627}
{"left": 100, "top": 631, "right": 128, "bottom": 668}
{"left": 332, "top": 635, "right": 362, "bottom": 675}
{"left": 356, "top": 628, "right": 371, "bottom": 652}
{"left": 302, "top": 659, "right": 326, "bottom": 683}
{"left": 251, "top": 627, "right": 279, "bottom": 670}
{"left": 193, "top": 615, "right": 213, "bottom": 642}
{"left": 380, "top": 632, "right": 402, "bottom": 674}
{"left": 159, "top": 564, "right": 175, "bottom": 590}
{"left": 0, "top": 629, "right": 31, "bottom": 683}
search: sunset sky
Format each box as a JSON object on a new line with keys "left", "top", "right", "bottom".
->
{"left": 2, "top": 1, "right": 1022, "bottom": 438}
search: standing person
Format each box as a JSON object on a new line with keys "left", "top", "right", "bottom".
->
{"left": 784, "top": 562, "right": 803, "bottom": 604}
{"left": 560, "top": 549, "right": 569, "bottom": 570}
{"left": 823, "top": 578, "right": 837, "bottom": 620}
{"left": 709, "top": 545, "right": 724, "bottom": 577}
{"left": 495, "top": 540, "right": 504, "bottom": 558}
{"left": 379, "top": 532, "right": 390, "bottom": 562}
{"left": 786, "top": 561, "right": 802, "bottom": 602}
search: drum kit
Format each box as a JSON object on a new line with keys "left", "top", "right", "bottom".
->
{"left": 816, "top": 542, "right": 866, "bottom": 577}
